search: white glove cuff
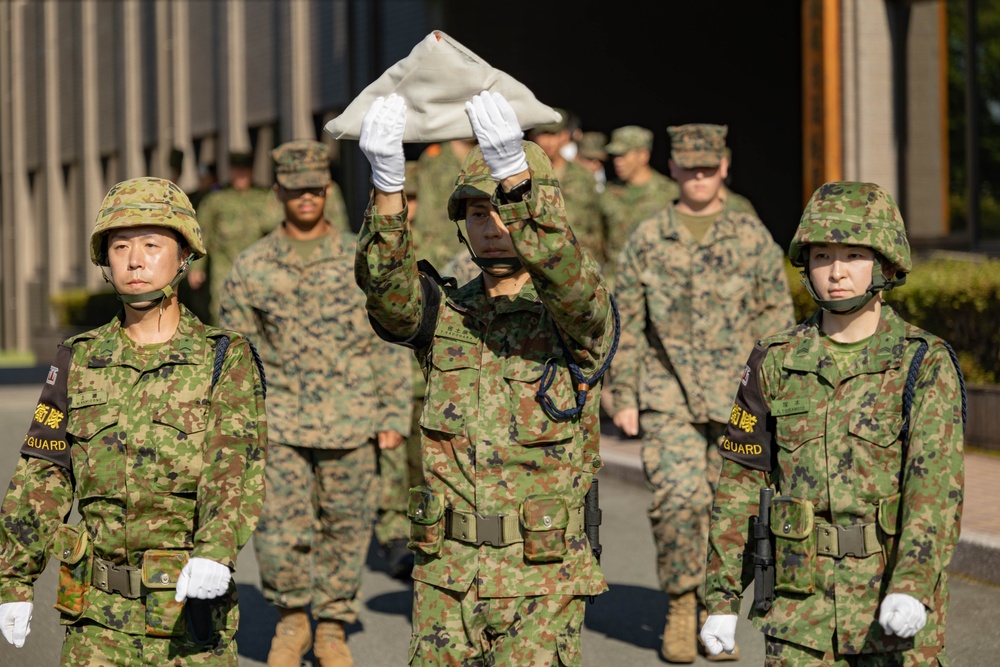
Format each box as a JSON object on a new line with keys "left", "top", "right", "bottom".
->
{"left": 372, "top": 172, "right": 405, "bottom": 194}
{"left": 490, "top": 154, "right": 529, "bottom": 181}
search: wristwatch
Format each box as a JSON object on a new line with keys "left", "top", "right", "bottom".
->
{"left": 500, "top": 178, "right": 532, "bottom": 203}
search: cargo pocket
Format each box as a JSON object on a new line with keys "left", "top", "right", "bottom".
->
{"left": 877, "top": 492, "right": 901, "bottom": 565}
{"left": 52, "top": 523, "right": 90, "bottom": 617}
{"left": 141, "top": 550, "right": 189, "bottom": 637}
{"left": 555, "top": 630, "right": 582, "bottom": 666}
{"left": 520, "top": 495, "right": 569, "bottom": 563}
{"left": 770, "top": 496, "right": 816, "bottom": 595}
{"left": 504, "top": 360, "right": 574, "bottom": 445}
{"left": 407, "top": 487, "right": 444, "bottom": 557}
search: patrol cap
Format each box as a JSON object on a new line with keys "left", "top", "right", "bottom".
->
{"left": 229, "top": 150, "right": 254, "bottom": 168}
{"left": 91, "top": 177, "right": 205, "bottom": 266}
{"left": 531, "top": 108, "right": 568, "bottom": 135}
{"left": 605, "top": 126, "right": 653, "bottom": 155}
{"left": 271, "top": 140, "right": 332, "bottom": 189}
{"left": 579, "top": 131, "right": 608, "bottom": 160}
{"left": 668, "top": 124, "right": 728, "bottom": 169}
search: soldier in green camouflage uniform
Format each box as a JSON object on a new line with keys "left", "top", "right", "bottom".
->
{"left": 219, "top": 140, "right": 412, "bottom": 667}
{"left": 413, "top": 139, "right": 477, "bottom": 268}
{"left": 600, "top": 125, "right": 680, "bottom": 277}
{"left": 0, "top": 177, "right": 268, "bottom": 665}
{"left": 356, "top": 91, "right": 613, "bottom": 665}
{"left": 191, "top": 150, "right": 350, "bottom": 324}
{"left": 528, "top": 109, "right": 605, "bottom": 263}
{"left": 612, "top": 124, "right": 794, "bottom": 663}
{"left": 702, "top": 182, "right": 966, "bottom": 667}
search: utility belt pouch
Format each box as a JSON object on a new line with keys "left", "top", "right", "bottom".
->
{"left": 407, "top": 486, "right": 444, "bottom": 556}
{"left": 52, "top": 523, "right": 91, "bottom": 617}
{"left": 877, "top": 493, "right": 901, "bottom": 537}
{"left": 769, "top": 496, "right": 816, "bottom": 595}
{"left": 141, "top": 549, "right": 189, "bottom": 637}
{"left": 520, "top": 495, "right": 569, "bottom": 563}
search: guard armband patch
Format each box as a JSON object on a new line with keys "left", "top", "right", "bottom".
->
{"left": 720, "top": 344, "right": 773, "bottom": 471}
{"left": 21, "top": 344, "right": 73, "bottom": 469}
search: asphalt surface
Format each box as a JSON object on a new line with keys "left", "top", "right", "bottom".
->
{"left": 0, "top": 385, "right": 997, "bottom": 666}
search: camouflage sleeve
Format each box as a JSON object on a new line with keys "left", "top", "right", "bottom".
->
{"left": 607, "top": 236, "right": 647, "bottom": 412}
{"left": 705, "top": 458, "right": 769, "bottom": 614}
{"left": 325, "top": 181, "right": 351, "bottom": 232}
{"left": 370, "top": 339, "right": 414, "bottom": 437}
{"left": 503, "top": 182, "right": 612, "bottom": 371}
{"left": 218, "top": 262, "right": 256, "bottom": 341}
{"left": 887, "top": 342, "right": 965, "bottom": 605}
{"left": 750, "top": 237, "right": 796, "bottom": 340}
{"left": 355, "top": 199, "right": 423, "bottom": 341}
{"left": 191, "top": 194, "right": 218, "bottom": 273}
{"left": 0, "top": 456, "right": 74, "bottom": 603}
{"left": 192, "top": 337, "right": 267, "bottom": 568}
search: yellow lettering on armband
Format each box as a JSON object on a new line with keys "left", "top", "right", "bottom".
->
{"left": 23, "top": 436, "right": 68, "bottom": 451}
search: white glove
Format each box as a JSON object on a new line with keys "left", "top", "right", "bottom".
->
{"left": 175, "top": 557, "right": 232, "bottom": 602}
{"left": 359, "top": 93, "right": 408, "bottom": 193}
{"left": 699, "top": 614, "right": 738, "bottom": 656}
{"left": 878, "top": 593, "right": 927, "bottom": 639}
{"left": 0, "top": 601, "right": 32, "bottom": 648}
{"left": 465, "top": 91, "right": 529, "bottom": 180}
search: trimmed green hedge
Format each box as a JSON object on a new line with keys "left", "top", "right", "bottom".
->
{"left": 786, "top": 256, "right": 1000, "bottom": 383}
{"left": 49, "top": 288, "right": 121, "bottom": 329}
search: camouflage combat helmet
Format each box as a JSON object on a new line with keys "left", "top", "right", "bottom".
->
{"left": 446, "top": 140, "right": 563, "bottom": 276}
{"left": 790, "top": 181, "right": 910, "bottom": 314}
{"left": 91, "top": 177, "right": 205, "bottom": 266}
{"left": 91, "top": 177, "right": 204, "bottom": 307}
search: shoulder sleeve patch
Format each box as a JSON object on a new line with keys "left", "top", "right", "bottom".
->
{"left": 720, "top": 344, "right": 774, "bottom": 471}
{"left": 21, "top": 344, "right": 73, "bottom": 469}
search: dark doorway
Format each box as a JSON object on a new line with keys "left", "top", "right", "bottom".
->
{"left": 439, "top": 2, "right": 804, "bottom": 248}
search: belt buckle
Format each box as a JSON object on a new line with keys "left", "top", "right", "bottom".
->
{"left": 834, "top": 525, "right": 867, "bottom": 558}
{"left": 106, "top": 562, "right": 141, "bottom": 599}
{"left": 475, "top": 514, "right": 504, "bottom": 547}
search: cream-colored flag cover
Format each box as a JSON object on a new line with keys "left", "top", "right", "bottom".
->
{"left": 324, "top": 30, "right": 560, "bottom": 143}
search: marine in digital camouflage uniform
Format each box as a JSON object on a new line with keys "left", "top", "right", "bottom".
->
{"left": 612, "top": 124, "right": 794, "bottom": 663}
{"left": 529, "top": 109, "right": 606, "bottom": 263}
{"left": 702, "top": 182, "right": 966, "bottom": 667}
{"left": 600, "top": 125, "right": 680, "bottom": 278}
{"left": 191, "top": 150, "right": 350, "bottom": 324}
{"left": 413, "top": 139, "right": 477, "bottom": 268}
{"left": 219, "top": 140, "right": 411, "bottom": 667}
{"left": 356, "top": 92, "right": 613, "bottom": 666}
{"left": 0, "top": 177, "right": 268, "bottom": 665}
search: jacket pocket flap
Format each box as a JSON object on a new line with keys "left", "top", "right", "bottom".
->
{"left": 52, "top": 524, "right": 89, "bottom": 565}
{"left": 770, "top": 496, "right": 815, "bottom": 540}
{"left": 141, "top": 550, "right": 189, "bottom": 590}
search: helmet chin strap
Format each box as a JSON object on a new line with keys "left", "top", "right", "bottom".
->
{"left": 105, "top": 255, "right": 194, "bottom": 310}
{"left": 803, "top": 264, "right": 906, "bottom": 315}
{"left": 453, "top": 223, "right": 523, "bottom": 278}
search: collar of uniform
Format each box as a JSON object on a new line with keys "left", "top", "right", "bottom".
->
{"left": 266, "top": 224, "right": 343, "bottom": 267}
{"left": 660, "top": 205, "right": 739, "bottom": 244}
{"left": 86, "top": 306, "right": 208, "bottom": 370}
{"left": 444, "top": 273, "right": 541, "bottom": 317}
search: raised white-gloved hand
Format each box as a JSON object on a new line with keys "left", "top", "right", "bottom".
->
{"left": 359, "top": 93, "right": 407, "bottom": 193}
{"left": 465, "top": 91, "right": 529, "bottom": 180}
{"left": 699, "top": 614, "right": 738, "bottom": 656}
{"left": 0, "top": 601, "right": 32, "bottom": 648}
{"left": 175, "top": 557, "right": 232, "bottom": 602}
{"left": 878, "top": 593, "right": 927, "bottom": 638}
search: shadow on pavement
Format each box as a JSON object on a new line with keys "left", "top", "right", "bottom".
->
{"left": 236, "top": 584, "right": 277, "bottom": 662}
{"left": 584, "top": 581, "right": 666, "bottom": 651}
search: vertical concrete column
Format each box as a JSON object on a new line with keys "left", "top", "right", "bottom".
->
{"left": 0, "top": 1, "right": 17, "bottom": 349}
{"left": 227, "top": 0, "right": 251, "bottom": 153}
{"left": 121, "top": 0, "right": 144, "bottom": 178}
{"left": 154, "top": 0, "right": 173, "bottom": 179}
{"left": 43, "top": 0, "right": 71, "bottom": 299}
{"left": 287, "top": 0, "right": 314, "bottom": 140}
{"left": 170, "top": 1, "right": 199, "bottom": 192}
{"left": 80, "top": 0, "right": 105, "bottom": 290}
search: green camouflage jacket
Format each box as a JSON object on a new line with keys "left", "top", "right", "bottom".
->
{"left": 600, "top": 169, "right": 679, "bottom": 269}
{"left": 722, "top": 186, "right": 758, "bottom": 217}
{"left": 356, "top": 177, "right": 613, "bottom": 598}
{"left": 0, "top": 307, "right": 267, "bottom": 635}
{"left": 705, "top": 306, "right": 965, "bottom": 654}
{"left": 557, "top": 160, "right": 605, "bottom": 264}
{"left": 414, "top": 144, "right": 466, "bottom": 268}
{"left": 611, "top": 205, "right": 794, "bottom": 423}
{"left": 220, "top": 225, "right": 412, "bottom": 447}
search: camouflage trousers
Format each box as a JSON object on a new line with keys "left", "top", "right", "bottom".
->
{"left": 254, "top": 441, "right": 377, "bottom": 623}
{"left": 61, "top": 620, "right": 238, "bottom": 666}
{"left": 639, "top": 413, "right": 725, "bottom": 599}
{"left": 764, "top": 636, "right": 946, "bottom": 667}
{"left": 409, "top": 580, "right": 585, "bottom": 666}
{"left": 375, "top": 397, "right": 425, "bottom": 546}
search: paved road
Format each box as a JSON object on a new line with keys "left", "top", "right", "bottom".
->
{"left": 0, "top": 385, "right": 997, "bottom": 666}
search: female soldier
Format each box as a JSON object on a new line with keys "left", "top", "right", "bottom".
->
{"left": 700, "top": 181, "right": 965, "bottom": 666}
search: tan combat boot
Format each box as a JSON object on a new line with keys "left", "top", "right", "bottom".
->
{"left": 698, "top": 607, "right": 740, "bottom": 661}
{"left": 661, "top": 590, "right": 697, "bottom": 663}
{"left": 313, "top": 621, "right": 354, "bottom": 667}
{"left": 267, "top": 607, "right": 313, "bottom": 667}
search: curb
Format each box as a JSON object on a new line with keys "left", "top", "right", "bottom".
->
{"left": 598, "top": 443, "right": 1000, "bottom": 588}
